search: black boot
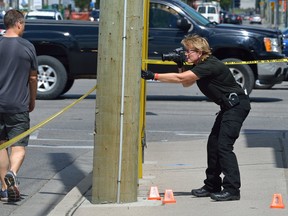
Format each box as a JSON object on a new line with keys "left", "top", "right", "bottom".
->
{"left": 191, "top": 186, "right": 220, "bottom": 197}
{"left": 210, "top": 190, "right": 240, "bottom": 201}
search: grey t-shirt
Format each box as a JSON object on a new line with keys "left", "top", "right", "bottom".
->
{"left": 0, "top": 36, "right": 38, "bottom": 113}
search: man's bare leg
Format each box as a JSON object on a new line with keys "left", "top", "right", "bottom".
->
{"left": 9, "top": 146, "right": 25, "bottom": 176}
{"left": 0, "top": 141, "right": 9, "bottom": 191}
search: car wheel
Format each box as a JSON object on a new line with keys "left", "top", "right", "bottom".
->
{"left": 222, "top": 58, "right": 255, "bottom": 95}
{"left": 61, "top": 79, "right": 75, "bottom": 95}
{"left": 37, "top": 55, "right": 68, "bottom": 100}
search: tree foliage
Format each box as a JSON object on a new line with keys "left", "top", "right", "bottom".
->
{"left": 220, "top": 0, "right": 232, "bottom": 10}
{"left": 74, "top": 0, "right": 90, "bottom": 10}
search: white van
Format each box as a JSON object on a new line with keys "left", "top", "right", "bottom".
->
{"left": 25, "top": 10, "right": 64, "bottom": 20}
{"left": 196, "top": 4, "right": 220, "bottom": 23}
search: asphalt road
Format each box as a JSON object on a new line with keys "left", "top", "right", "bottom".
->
{"left": 2, "top": 79, "right": 288, "bottom": 215}
{"left": 145, "top": 80, "right": 288, "bottom": 142}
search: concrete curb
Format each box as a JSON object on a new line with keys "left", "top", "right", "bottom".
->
{"left": 48, "top": 172, "right": 92, "bottom": 216}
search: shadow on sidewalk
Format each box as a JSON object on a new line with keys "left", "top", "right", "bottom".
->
{"left": 39, "top": 153, "right": 88, "bottom": 215}
{"left": 243, "top": 129, "right": 288, "bottom": 168}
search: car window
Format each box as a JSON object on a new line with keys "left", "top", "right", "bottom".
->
{"left": 208, "top": 7, "right": 216, "bottom": 14}
{"left": 197, "top": 6, "right": 206, "bottom": 13}
{"left": 175, "top": 0, "right": 211, "bottom": 26}
{"left": 26, "top": 16, "right": 55, "bottom": 20}
{"left": 149, "top": 4, "right": 181, "bottom": 28}
{"left": 57, "top": 15, "right": 62, "bottom": 20}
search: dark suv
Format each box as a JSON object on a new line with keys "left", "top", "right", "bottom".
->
{"left": 148, "top": 0, "right": 287, "bottom": 93}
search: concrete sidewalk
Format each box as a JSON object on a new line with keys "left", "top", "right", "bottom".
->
{"left": 49, "top": 132, "right": 288, "bottom": 216}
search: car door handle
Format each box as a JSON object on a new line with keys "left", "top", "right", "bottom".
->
{"left": 148, "top": 36, "right": 154, "bottom": 40}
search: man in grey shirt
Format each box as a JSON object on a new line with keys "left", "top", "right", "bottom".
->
{"left": 0, "top": 9, "right": 38, "bottom": 202}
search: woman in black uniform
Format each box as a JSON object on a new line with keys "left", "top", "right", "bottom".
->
{"left": 141, "top": 34, "right": 251, "bottom": 201}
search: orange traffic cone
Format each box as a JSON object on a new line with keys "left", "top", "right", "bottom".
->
{"left": 162, "top": 189, "right": 176, "bottom": 204}
{"left": 148, "top": 186, "right": 161, "bottom": 200}
{"left": 270, "top": 194, "right": 285, "bottom": 209}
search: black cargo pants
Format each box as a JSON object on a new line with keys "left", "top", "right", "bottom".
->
{"left": 204, "top": 95, "right": 251, "bottom": 194}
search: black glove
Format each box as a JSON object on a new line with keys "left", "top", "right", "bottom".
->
{"left": 141, "top": 70, "right": 155, "bottom": 80}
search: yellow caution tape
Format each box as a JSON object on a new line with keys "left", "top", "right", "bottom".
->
{"left": 2, "top": 56, "right": 287, "bottom": 149}
{"left": 223, "top": 58, "right": 288, "bottom": 65}
{"left": 143, "top": 58, "right": 288, "bottom": 65}
{"left": 0, "top": 85, "right": 97, "bottom": 150}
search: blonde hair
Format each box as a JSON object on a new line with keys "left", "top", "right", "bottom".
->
{"left": 181, "top": 34, "right": 211, "bottom": 60}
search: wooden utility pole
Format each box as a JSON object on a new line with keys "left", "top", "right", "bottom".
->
{"left": 92, "top": 0, "right": 143, "bottom": 203}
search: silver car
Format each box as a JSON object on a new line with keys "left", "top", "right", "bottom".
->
{"left": 249, "top": 14, "right": 262, "bottom": 24}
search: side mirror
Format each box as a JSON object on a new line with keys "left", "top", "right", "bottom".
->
{"left": 177, "top": 18, "right": 191, "bottom": 31}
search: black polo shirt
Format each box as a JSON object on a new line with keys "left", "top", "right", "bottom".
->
{"left": 190, "top": 55, "right": 245, "bottom": 105}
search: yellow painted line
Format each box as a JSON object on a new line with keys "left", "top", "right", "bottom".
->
{"left": 0, "top": 85, "right": 97, "bottom": 150}
{"left": 143, "top": 58, "right": 288, "bottom": 65}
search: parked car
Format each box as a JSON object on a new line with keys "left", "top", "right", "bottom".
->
{"left": 225, "top": 13, "right": 242, "bottom": 24}
{"left": 250, "top": 14, "right": 262, "bottom": 24}
{"left": 0, "top": 0, "right": 286, "bottom": 99}
{"left": 25, "top": 10, "right": 63, "bottom": 20}
{"left": 69, "top": 11, "right": 90, "bottom": 21}
{"left": 196, "top": 3, "right": 220, "bottom": 23}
